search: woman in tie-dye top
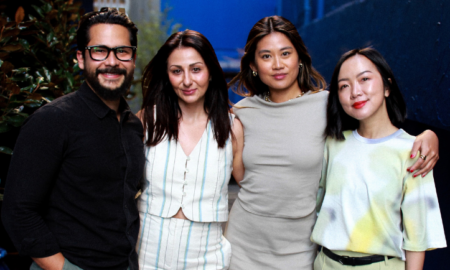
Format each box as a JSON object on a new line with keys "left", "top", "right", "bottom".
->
{"left": 311, "top": 48, "right": 446, "bottom": 270}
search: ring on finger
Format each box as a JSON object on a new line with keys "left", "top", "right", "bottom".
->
{"left": 419, "top": 155, "right": 427, "bottom": 161}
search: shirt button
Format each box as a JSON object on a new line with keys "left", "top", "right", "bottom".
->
{"left": 185, "top": 169, "right": 189, "bottom": 173}
{"left": 183, "top": 181, "right": 188, "bottom": 186}
{"left": 187, "top": 156, "right": 190, "bottom": 161}
{"left": 182, "top": 192, "right": 186, "bottom": 196}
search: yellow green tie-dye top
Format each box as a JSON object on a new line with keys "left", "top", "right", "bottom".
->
{"left": 311, "top": 129, "right": 446, "bottom": 260}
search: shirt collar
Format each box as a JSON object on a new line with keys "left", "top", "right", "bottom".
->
{"left": 77, "top": 82, "right": 131, "bottom": 119}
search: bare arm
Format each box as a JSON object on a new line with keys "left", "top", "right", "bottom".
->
{"left": 232, "top": 117, "right": 244, "bottom": 186}
{"left": 32, "top": 253, "right": 65, "bottom": 270}
{"left": 407, "top": 130, "right": 439, "bottom": 177}
{"left": 405, "top": 251, "right": 425, "bottom": 270}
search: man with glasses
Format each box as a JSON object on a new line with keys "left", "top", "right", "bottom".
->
{"left": 2, "top": 8, "right": 144, "bottom": 270}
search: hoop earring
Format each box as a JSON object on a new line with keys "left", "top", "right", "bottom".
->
{"left": 252, "top": 70, "right": 257, "bottom": 77}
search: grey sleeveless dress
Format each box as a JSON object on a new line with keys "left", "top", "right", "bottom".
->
{"left": 224, "top": 91, "right": 328, "bottom": 270}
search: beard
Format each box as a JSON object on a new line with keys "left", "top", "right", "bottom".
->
{"left": 84, "top": 67, "right": 134, "bottom": 101}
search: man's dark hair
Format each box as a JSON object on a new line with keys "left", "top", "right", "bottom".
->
{"left": 77, "top": 7, "right": 138, "bottom": 54}
{"left": 326, "top": 47, "right": 407, "bottom": 140}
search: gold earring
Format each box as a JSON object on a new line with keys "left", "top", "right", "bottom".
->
{"left": 299, "top": 63, "right": 303, "bottom": 68}
{"left": 252, "top": 70, "right": 257, "bottom": 77}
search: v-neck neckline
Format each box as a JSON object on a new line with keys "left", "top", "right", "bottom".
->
{"left": 177, "top": 120, "right": 210, "bottom": 158}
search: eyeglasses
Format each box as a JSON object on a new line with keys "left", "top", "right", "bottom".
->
{"left": 85, "top": 45, "right": 136, "bottom": 61}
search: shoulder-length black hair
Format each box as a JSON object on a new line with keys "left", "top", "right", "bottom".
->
{"left": 228, "top": 16, "right": 326, "bottom": 96}
{"left": 326, "top": 47, "right": 407, "bottom": 140}
{"left": 141, "top": 30, "right": 231, "bottom": 148}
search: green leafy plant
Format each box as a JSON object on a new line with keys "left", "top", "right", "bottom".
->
{"left": 127, "top": 5, "right": 181, "bottom": 112}
{"left": 0, "top": 0, "right": 82, "bottom": 155}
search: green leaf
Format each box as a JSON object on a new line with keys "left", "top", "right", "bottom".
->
{"left": 0, "top": 36, "right": 12, "bottom": 45}
{"left": 1, "top": 28, "right": 20, "bottom": 38}
{"left": 15, "top": 112, "right": 28, "bottom": 117}
{"left": 41, "top": 95, "right": 54, "bottom": 102}
{"left": 31, "top": 5, "right": 44, "bottom": 18}
{"left": 19, "top": 20, "right": 36, "bottom": 28}
{"left": 0, "top": 146, "right": 13, "bottom": 155}
{"left": 42, "top": 2, "right": 52, "bottom": 13}
{"left": 13, "top": 67, "right": 30, "bottom": 73}
{"left": 46, "top": 31, "right": 55, "bottom": 43}
{"left": 5, "top": 22, "right": 17, "bottom": 28}
{"left": 36, "top": 76, "right": 44, "bottom": 84}
{"left": 20, "top": 85, "right": 34, "bottom": 92}
{"left": 42, "top": 67, "right": 51, "bottom": 81}
{"left": 66, "top": 75, "right": 73, "bottom": 88}
{"left": 49, "top": 40, "right": 59, "bottom": 47}
{"left": 11, "top": 73, "right": 26, "bottom": 81}
{"left": 24, "top": 100, "right": 44, "bottom": 108}
{"left": 0, "top": 44, "right": 23, "bottom": 52}
{"left": 0, "top": 122, "right": 11, "bottom": 133}
{"left": 18, "top": 39, "right": 30, "bottom": 51}
{"left": 35, "top": 70, "right": 44, "bottom": 78}
{"left": 6, "top": 114, "right": 28, "bottom": 127}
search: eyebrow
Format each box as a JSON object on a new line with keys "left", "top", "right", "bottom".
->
{"left": 169, "top": 62, "right": 204, "bottom": 68}
{"left": 337, "top": 70, "right": 372, "bottom": 83}
{"left": 257, "top": 46, "right": 293, "bottom": 54}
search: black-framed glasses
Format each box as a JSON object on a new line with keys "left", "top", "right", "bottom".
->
{"left": 85, "top": 45, "right": 136, "bottom": 61}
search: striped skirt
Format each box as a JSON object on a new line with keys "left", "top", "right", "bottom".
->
{"left": 137, "top": 212, "right": 231, "bottom": 270}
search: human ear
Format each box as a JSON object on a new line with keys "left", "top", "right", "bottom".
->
{"left": 76, "top": 50, "right": 85, "bottom": 70}
{"left": 249, "top": 62, "right": 257, "bottom": 74}
{"left": 385, "top": 78, "right": 392, "bottom": 97}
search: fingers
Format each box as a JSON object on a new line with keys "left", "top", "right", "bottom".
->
{"left": 407, "top": 151, "right": 439, "bottom": 178}
{"left": 409, "top": 140, "right": 421, "bottom": 159}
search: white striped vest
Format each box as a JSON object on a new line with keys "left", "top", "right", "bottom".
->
{"left": 137, "top": 115, "right": 234, "bottom": 222}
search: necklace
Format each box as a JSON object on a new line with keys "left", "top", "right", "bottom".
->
{"left": 264, "top": 92, "right": 303, "bottom": 102}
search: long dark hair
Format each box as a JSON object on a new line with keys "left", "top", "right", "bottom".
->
{"left": 141, "top": 30, "right": 231, "bottom": 148}
{"left": 326, "top": 47, "right": 407, "bottom": 140}
{"left": 228, "top": 16, "right": 326, "bottom": 96}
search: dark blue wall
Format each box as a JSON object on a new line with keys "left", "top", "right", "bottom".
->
{"left": 280, "top": 1, "right": 449, "bottom": 268}
{"left": 290, "top": 0, "right": 450, "bottom": 131}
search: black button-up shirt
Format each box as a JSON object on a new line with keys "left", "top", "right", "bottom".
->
{"left": 2, "top": 82, "right": 145, "bottom": 270}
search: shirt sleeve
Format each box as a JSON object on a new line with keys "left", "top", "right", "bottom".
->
{"left": 1, "top": 105, "right": 66, "bottom": 257}
{"left": 401, "top": 157, "right": 447, "bottom": 251}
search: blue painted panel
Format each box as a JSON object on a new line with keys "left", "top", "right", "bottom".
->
{"left": 296, "top": 0, "right": 450, "bottom": 131}
{"left": 163, "top": 0, "right": 277, "bottom": 72}
{"left": 164, "top": 0, "right": 277, "bottom": 49}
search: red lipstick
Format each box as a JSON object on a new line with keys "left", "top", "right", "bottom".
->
{"left": 273, "top": 73, "right": 287, "bottom": 80}
{"left": 352, "top": 101, "right": 367, "bottom": 109}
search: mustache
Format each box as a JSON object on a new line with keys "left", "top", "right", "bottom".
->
{"left": 95, "top": 68, "right": 127, "bottom": 76}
